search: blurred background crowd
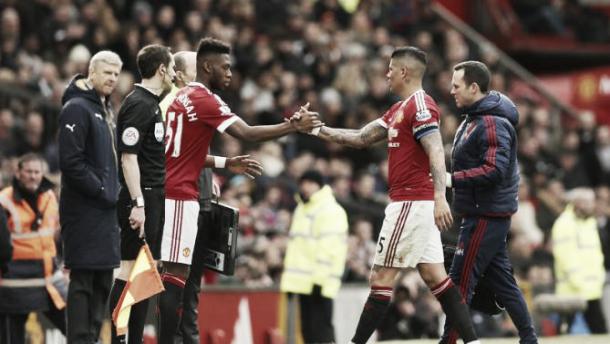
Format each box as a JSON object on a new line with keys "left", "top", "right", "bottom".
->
{"left": 1, "top": 0, "right": 609, "bottom": 340}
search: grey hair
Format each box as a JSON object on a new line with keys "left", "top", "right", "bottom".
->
{"left": 89, "top": 50, "right": 123, "bottom": 71}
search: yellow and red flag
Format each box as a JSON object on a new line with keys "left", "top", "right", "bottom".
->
{"left": 111, "top": 243, "right": 164, "bottom": 335}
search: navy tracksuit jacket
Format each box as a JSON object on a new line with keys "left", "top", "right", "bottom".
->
{"left": 443, "top": 91, "right": 537, "bottom": 344}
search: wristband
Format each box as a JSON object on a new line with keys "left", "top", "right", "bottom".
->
{"left": 309, "top": 126, "right": 321, "bottom": 136}
{"left": 214, "top": 156, "right": 227, "bottom": 168}
{"left": 446, "top": 172, "right": 453, "bottom": 188}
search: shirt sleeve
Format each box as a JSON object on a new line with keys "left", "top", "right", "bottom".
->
{"left": 117, "top": 99, "right": 153, "bottom": 154}
{"left": 197, "top": 94, "right": 237, "bottom": 133}
{"left": 412, "top": 98, "right": 440, "bottom": 141}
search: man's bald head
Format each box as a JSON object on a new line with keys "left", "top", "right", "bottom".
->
{"left": 173, "top": 51, "right": 197, "bottom": 87}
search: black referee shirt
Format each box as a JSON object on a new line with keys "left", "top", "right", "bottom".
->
{"left": 116, "top": 85, "right": 165, "bottom": 188}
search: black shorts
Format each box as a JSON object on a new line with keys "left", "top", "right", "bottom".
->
{"left": 117, "top": 186, "right": 164, "bottom": 260}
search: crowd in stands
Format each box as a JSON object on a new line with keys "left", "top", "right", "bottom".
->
{"left": 511, "top": 0, "right": 610, "bottom": 43}
{"left": 1, "top": 0, "right": 609, "bottom": 339}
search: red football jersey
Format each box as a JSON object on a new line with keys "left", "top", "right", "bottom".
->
{"left": 165, "top": 82, "right": 238, "bottom": 200}
{"left": 377, "top": 90, "right": 440, "bottom": 201}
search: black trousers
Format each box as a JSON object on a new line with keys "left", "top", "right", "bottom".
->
{"left": 67, "top": 269, "right": 112, "bottom": 344}
{"left": 443, "top": 216, "right": 537, "bottom": 343}
{"left": 565, "top": 299, "right": 609, "bottom": 334}
{"left": 299, "top": 285, "right": 335, "bottom": 343}
{"left": 0, "top": 302, "right": 65, "bottom": 344}
{"left": 584, "top": 299, "right": 608, "bottom": 334}
{"left": 177, "top": 209, "right": 211, "bottom": 344}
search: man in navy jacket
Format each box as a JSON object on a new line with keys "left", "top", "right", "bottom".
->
{"left": 58, "top": 50, "right": 122, "bottom": 343}
{"left": 441, "top": 61, "right": 538, "bottom": 344}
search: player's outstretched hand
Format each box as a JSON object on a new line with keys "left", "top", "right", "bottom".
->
{"left": 289, "top": 102, "right": 324, "bottom": 133}
{"left": 434, "top": 197, "right": 453, "bottom": 231}
{"left": 227, "top": 155, "right": 264, "bottom": 179}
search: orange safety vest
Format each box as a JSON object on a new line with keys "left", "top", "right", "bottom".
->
{"left": 0, "top": 185, "right": 65, "bottom": 309}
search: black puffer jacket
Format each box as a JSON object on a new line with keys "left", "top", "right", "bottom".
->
{"left": 58, "top": 75, "right": 120, "bottom": 269}
{"left": 450, "top": 91, "right": 520, "bottom": 217}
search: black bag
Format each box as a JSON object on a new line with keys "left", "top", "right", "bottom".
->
{"left": 200, "top": 201, "right": 239, "bottom": 275}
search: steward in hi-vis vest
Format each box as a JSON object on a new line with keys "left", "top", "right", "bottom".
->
{"left": 0, "top": 154, "right": 66, "bottom": 343}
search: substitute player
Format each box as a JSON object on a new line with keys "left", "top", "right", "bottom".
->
{"left": 158, "top": 37, "right": 321, "bottom": 343}
{"left": 301, "top": 46, "right": 479, "bottom": 344}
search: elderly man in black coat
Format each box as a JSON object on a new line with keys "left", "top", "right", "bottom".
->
{"left": 58, "top": 50, "right": 122, "bottom": 344}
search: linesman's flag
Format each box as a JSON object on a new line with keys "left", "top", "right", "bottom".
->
{"left": 112, "top": 243, "right": 164, "bottom": 335}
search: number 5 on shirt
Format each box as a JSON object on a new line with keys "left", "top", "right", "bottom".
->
{"left": 165, "top": 111, "right": 183, "bottom": 157}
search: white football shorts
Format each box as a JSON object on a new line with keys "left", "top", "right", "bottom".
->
{"left": 161, "top": 198, "right": 200, "bottom": 265}
{"left": 374, "top": 200, "right": 444, "bottom": 268}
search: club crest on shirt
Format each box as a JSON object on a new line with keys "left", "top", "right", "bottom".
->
{"left": 388, "top": 127, "right": 400, "bottom": 147}
{"left": 394, "top": 111, "right": 404, "bottom": 124}
{"left": 415, "top": 109, "right": 432, "bottom": 121}
{"left": 154, "top": 122, "right": 164, "bottom": 142}
{"left": 121, "top": 127, "right": 139, "bottom": 146}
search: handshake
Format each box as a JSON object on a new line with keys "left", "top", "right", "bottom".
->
{"left": 286, "top": 102, "right": 324, "bottom": 136}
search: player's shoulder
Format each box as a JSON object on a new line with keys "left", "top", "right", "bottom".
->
{"left": 407, "top": 90, "right": 438, "bottom": 109}
{"left": 185, "top": 82, "right": 215, "bottom": 98}
{"left": 421, "top": 92, "right": 440, "bottom": 110}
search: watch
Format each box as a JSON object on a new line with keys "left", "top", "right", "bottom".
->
{"left": 132, "top": 196, "right": 145, "bottom": 208}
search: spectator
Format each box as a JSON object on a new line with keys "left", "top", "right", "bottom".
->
{"left": 596, "top": 186, "right": 610, "bottom": 271}
{"left": 345, "top": 218, "right": 377, "bottom": 282}
{"left": 377, "top": 271, "right": 443, "bottom": 340}
{"left": 0, "top": 109, "right": 17, "bottom": 158}
{"left": 280, "top": 170, "right": 348, "bottom": 344}
{"left": 511, "top": 176, "right": 544, "bottom": 248}
{"left": 0, "top": 153, "right": 65, "bottom": 343}
{"left": 552, "top": 187, "right": 607, "bottom": 334}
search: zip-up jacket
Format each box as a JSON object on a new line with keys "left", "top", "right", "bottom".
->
{"left": 552, "top": 205, "right": 605, "bottom": 300}
{"left": 58, "top": 75, "right": 120, "bottom": 269}
{"left": 280, "top": 186, "right": 348, "bottom": 298}
{"left": 0, "top": 178, "right": 65, "bottom": 313}
{"left": 450, "top": 91, "right": 519, "bottom": 217}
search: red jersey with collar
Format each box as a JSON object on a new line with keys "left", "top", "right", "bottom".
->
{"left": 164, "top": 82, "right": 238, "bottom": 200}
{"left": 377, "top": 90, "right": 441, "bottom": 201}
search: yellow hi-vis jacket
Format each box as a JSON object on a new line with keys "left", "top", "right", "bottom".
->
{"left": 280, "top": 186, "right": 348, "bottom": 298}
{"left": 0, "top": 179, "right": 65, "bottom": 312}
{"left": 552, "top": 205, "right": 605, "bottom": 301}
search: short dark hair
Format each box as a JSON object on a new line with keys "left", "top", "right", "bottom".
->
{"left": 136, "top": 44, "right": 171, "bottom": 79}
{"left": 18, "top": 153, "right": 44, "bottom": 169}
{"left": 196, "top": 37, "right": 231, "bottom": 60}
{"left": 453, "top": 61, "right": 491, "bottom": 93}
{"left": 391, "top": 46, "right": 427, "bottom": 66}
{"left": 299, "top": 170, "right": 325, "bottom": 187}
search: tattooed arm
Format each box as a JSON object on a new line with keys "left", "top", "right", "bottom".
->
{"left": 317, "top": 120, "right": 387, "bottom": 149}
{"left": 420, "top": 130, "right": 453, "bottom": 231}
{"left": 420, "top": 131, "right": 447, "bottom": 196}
